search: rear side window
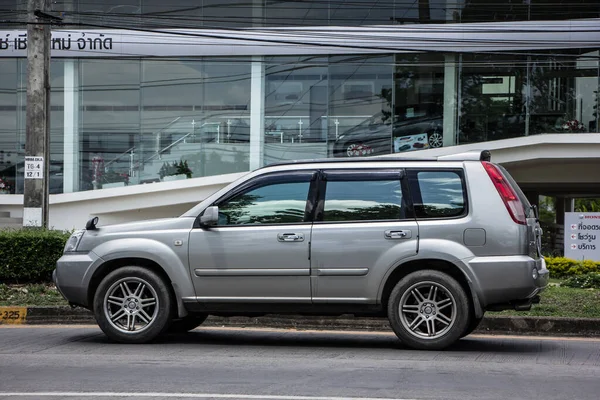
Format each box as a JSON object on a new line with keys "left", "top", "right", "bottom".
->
{"left": 409, "top": 170, "right": 466, "bottom": 219}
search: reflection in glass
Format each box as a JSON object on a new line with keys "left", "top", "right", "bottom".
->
{"left": 323, "top": 180, "right": 403, "bottom": 221}
{"left": 459, "top": 54, "right": 528, "bottom": 144}
{"left": 414, "top": 171, "right": 465, "bottom": 218}
{"left": 0, "top": 59, "right": 18, "bottom": 194}
{"left": 264, "top": 56, "right": 329, "bottom": 164}
{"left": 329, "top": 55, "right": 393, "bottom": 158}
{"left": 218, "top": 181, "right": 310, "bottom": 225}
{"left": 529, "top": 52, "right": 600, "bottom": 134}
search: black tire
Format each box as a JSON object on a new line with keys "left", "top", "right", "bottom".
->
{"left": 461, "top": 314, "right": 484, "bottom": 338}
{"left": 168, "top": 314, "right": 208, "bottom": 333}
{"left": 387, "top": 270, "right": 470, "bottom": 350}
{"left": 93, "top": 266, "right": 173, "bottom": 344}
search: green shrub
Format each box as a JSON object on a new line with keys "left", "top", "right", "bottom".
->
{"left": 545, "top": 257, "right": 600, "bottom": 278}
{"left": 562, "top": 273, "right": 600, "bottom": 289}
{"left": 0, "top": 228, "right": 71, "bottom": 283}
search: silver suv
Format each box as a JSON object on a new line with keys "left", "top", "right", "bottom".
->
{"left": 54, "top": 150, "right": 549, "bottom": 350}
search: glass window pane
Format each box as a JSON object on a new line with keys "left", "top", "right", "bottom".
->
{"left": 329, "top": 55, "right": 393, "bottom": 157}
{"left": 218, "top": 181, "right": 310, "bottom": 225}
{"left": 0, "top": 59, "right": 18, "bottom": 194}
{"left": 266, "top": 1, "right": 329, "bottom": 27}
{"left": 80, "top": 59, "right": 140, "bottom": 191}
{"left": 264, "top": 56, "right": 329, "bottom": 164}
{"left": 393, "top": 53, "right": 445, "bottom": 154}
{"left": 529, "top": 52, "right": 600, "bottom": 134}
{"left": 414, "top": 171, "right": 465, "bottom": 218}
{"left": 323, "top": 179, "right": 403, "bottom": 221}
{"left": 330, "top": 0, "right": 394, "bottom": 26}
{"left": 459, "top": 54, "right": 527, "bottom": 144}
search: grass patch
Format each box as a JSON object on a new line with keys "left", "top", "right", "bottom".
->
{"left": 0, "top": 283, "right": 68, "bottom": 307}
{"left": 496, "top": 285, "right": 600, "bottom": 319}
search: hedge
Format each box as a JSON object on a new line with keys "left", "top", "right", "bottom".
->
{"left": 545, "top": 257, "right": 600, "bottom": 279}
{"left": 0, "top": 227, "right": 599, "bottom": 283}
{"left": 0, "top": 228, "right": 71, "bottom": 283}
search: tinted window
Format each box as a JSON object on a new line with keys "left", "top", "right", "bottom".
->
{"left": 413, "top": 171, "right": 465, "bottom": 218}
{"left": 323, "top": 180, "right": 403, "bottom": 222}
{"left": 217, "top": 181, "right": 310, "bottom": 225}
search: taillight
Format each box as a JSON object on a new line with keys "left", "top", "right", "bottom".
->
{"left": 482, "top": 161, "right": 527, "bottom": 225}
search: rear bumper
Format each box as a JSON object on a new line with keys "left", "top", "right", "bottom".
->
{"left": 467, "top": 255, "right": 549, "bottom": 309}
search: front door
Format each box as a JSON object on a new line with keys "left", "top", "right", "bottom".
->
{"left": 188, "top": 170, "right": 316, "bottom": 303}
{"left": 310, "top": 169, "right": 418, "bottom": 304}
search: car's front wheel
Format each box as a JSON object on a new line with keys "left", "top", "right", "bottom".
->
{"left": 428, "top": 130, "right": 443, "bottom": 148}
{"left": 93, "top": 266, "right": 173, "bottom": 344}
{"left": 388, "top": 270, "right": 470, "bottom": 350}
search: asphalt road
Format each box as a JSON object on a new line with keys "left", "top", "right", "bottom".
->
{"left": 0, "top": 325, "right": 599, "bottom": 400}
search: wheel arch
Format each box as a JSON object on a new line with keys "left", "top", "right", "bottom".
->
{"left": 379, "top": 258, "right": 483, "bottom": 319}
{"left": 87, "top": 257, "right": 188, "bottom": 319}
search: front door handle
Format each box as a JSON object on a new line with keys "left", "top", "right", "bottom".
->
{"left": 385, "top": 230, "right": 412, "bottom": 239}
{"left": 278, "top": 232, "right": 304, "bottom": 242}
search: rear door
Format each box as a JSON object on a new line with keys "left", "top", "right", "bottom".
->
{"left": 309, "top": 168, "right": 419, "bottom": 304}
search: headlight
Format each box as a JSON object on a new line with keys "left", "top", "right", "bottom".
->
{"left": 64, "top": 230, "right": 85, "bottom": 253}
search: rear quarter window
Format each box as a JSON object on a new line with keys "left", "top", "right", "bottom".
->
{"left": 409, "top": 170, "right": 467, "bottom": 219}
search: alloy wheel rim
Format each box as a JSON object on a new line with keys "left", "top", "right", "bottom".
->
{"left": 346, "top": 143, "right": 374, "bottom": 157}
{"left": 398, "top": 281, "right": 456, "bottom": 340}
{"left": 103, "top": 277, "right": 159, "bottom": 334}
{"left": 429, "top": 132, "right": 443, "bottom": 148}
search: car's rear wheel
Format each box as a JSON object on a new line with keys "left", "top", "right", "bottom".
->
{"left": 93, "top": 266, "right": 172, "bottom": 344}
{"left": 168, "top": 314, "right": 208, "bottom": 333}
{"left": 388, "top": 270, "right": 470, "bottom": 350}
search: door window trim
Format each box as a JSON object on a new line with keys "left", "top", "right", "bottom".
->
{"left": 313, "top": 168, "right": 415, "bottom": 224}
{"left": 406, "top": 168, "right": 469, "bottom": 220}
{"left": 195, "top": 170, "right": 318, "bottom": 228}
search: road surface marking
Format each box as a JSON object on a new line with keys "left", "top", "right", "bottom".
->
{"left": 0, "top": 393, "right": 416, "bottom": 400}
{"left": 0, "top": 307, "right": 27, "bottom": 325}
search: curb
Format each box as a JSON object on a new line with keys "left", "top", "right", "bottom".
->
{"left": 2, "top": 306, "right": 600, "bottom": 337}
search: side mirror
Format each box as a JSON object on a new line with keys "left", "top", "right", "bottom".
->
{"left": 200, "top": 206, "right": 219, "bottom": 227}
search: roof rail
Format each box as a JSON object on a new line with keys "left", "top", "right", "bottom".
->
{"left": 437, "top": 150, "right": 491, "bottom": 162}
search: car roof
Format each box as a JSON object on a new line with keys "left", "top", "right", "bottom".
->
{"left": 264, "top": 150, "right": 491, "bottom": 169}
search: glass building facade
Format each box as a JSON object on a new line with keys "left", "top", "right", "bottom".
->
{"left": 0, "top": 0, "right": 599, "bottom": 194}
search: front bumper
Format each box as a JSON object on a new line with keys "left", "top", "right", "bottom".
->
{"left": 53, "top": 251, "right": 102, "bottom": 308}
{"left": 468, "top": 255, "right": 549, "bottom": 309}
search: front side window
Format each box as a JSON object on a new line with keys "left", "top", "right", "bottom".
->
{"left": 323, "top": 178, "right": 404, "bottom": 222}
{"left": 217, "top": 181, "right": 310, "bottom": 225}
{"left": 411, "top": 170, "right": 466, "bottom": 218}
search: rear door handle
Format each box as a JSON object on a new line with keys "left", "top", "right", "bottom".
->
{"left": 278, "top": 233, "right": 305, "bottom": 242}
{"left": 384, "top": 230, "right": 412, "bottom": 239}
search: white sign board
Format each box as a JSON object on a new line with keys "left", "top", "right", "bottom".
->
{"left": 564, "top": 212, "right": 600, "bottom": 261}
{"left": 24, "top": 156, "right": 44, "bottom": 180}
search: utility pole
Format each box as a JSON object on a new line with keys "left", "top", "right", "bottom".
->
{"left": 24, "top": 0, "right": 51, "bottom": 228}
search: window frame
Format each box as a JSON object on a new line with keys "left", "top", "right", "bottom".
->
{"left": 313, "top": 168, "right": 415, "bottom": 224}
{"left": 406, "top": 168, "right": 469, "bottom": 220}
{"left": 196, "top": 170, "right": 318, "bottom": 228}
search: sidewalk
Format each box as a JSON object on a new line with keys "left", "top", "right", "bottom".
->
{"left": 3, "top": 306, "right": 600, "bottom": 337}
